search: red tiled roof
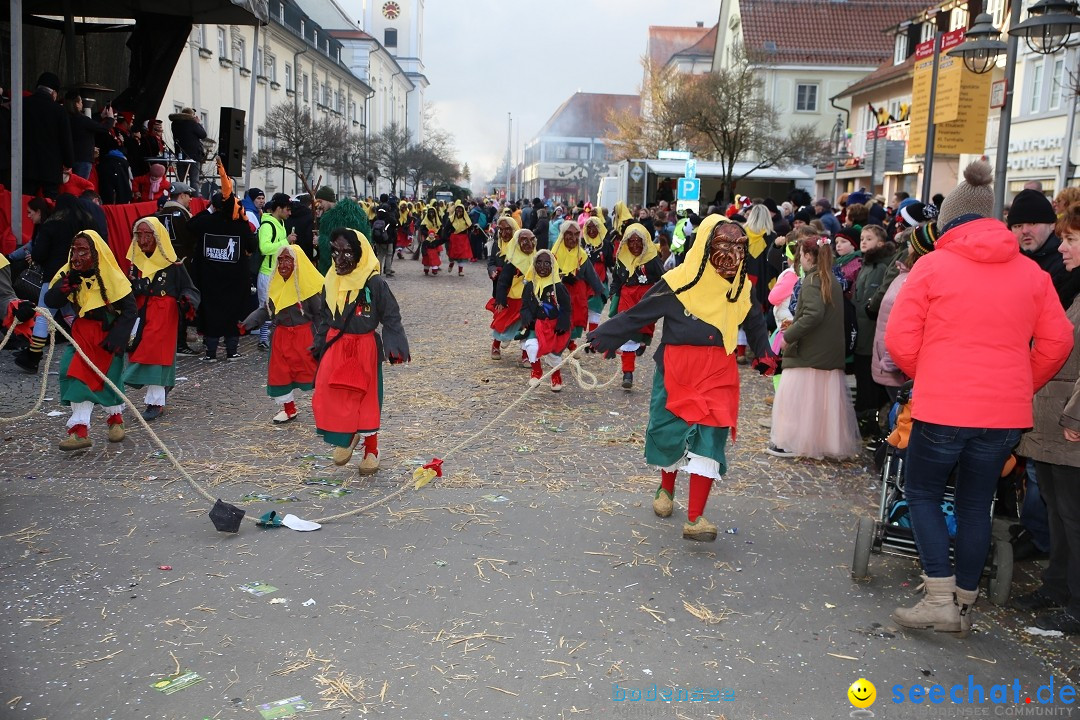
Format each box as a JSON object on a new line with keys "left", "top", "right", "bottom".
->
{"left": 741, "top": 0, "right": 930, "bottom": 66}
{"left": 647, "top": 25, "right": 712, "bottom": 69}
{"left": 537, "top": 93, "right": 641, "bottom": 139}
{"left": 835, "top": 54, "right": 916, "bottom": 99}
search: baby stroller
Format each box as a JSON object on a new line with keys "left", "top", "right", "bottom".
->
{"left": 850, "top": 382, "right": 1014, "bottom": 605}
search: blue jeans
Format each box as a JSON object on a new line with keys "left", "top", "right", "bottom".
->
{"left": 905, "top": 421, "right": 1022, "bottom": 590}
{"left": 72, "top": 161, "right": 93, "bottom": 180}
{"left": 1021, "top": 461, "right": 1051, "bottom": 551}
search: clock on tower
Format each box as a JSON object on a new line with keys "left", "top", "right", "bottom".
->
{"left": 381, "top": 1, "right": 400, "bottom": 20}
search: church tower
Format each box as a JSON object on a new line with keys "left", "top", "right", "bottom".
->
{"left": 363, "top": 0, "right": 428, "bottom": 144}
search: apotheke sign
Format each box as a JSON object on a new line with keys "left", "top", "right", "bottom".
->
{"left": 1007, "top": 136, "right": 1063, "bottom": 171}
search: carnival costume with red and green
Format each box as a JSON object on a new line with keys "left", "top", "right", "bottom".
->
{"left": 488, "top": 227, "right": 534, "bottom": 347}
{"left": 46, "top": 231, "right": 137, "bottom": 442}
{"left": 122, "top": 217, "right": 199, "bottom": 411}
{"left": 588, "top": 216, "right": 773, "bottom": 539}
{"left": 583, "top": 215, "right": 615, "bottom": 331}
{"left": 311, "top": 230, "right": 409, "bottom": 463}
{"left": 242, "top": 244, "right": 325, "bottom": 422}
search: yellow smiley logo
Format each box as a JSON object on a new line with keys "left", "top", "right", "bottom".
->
{"left": 848, "top": 678, "right": 876, "bottom": 709}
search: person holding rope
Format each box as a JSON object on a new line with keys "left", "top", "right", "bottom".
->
{"left": 239, "top": 244, "right": 324, "bottom": 424}
{"left": 1, "top": 253, "right": 37, "bottom": 336}
{"left": 493, "top": 228, "right": 538, "bottom": 368}
{"left": 550, "top": 221, "right": 606, "bottom": 351}
{"left": 588, "top": 215, "right": 776, "bottom": 542}
{"left": 517, "top": 248, "right": 571, "bottom": 392}
{"left": 607, "top": 223, "right": 664, "bottom": 390}
{"left": 122, "top": 217, "right": 199, "bottom": 421}
{"left": 312, "top": 228, "right": 410, "bottom": 475}
{"left": 46, "top": 230, "right": 137, "bottom": 450}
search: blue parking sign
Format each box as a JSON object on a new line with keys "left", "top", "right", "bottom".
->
{"left": 677, "top": 177, "right": 700, "bottom": 201}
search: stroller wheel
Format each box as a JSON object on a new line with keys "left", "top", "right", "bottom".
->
{"left": 985, "top": 539, "right": 1014, "bottom": 606}
{"left": 852, "top": 516, "right": 874, "bottom": 580}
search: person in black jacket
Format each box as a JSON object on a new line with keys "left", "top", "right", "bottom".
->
{"left": 23, "top": 72, "right": 73, "bottom": 199}
{"left": 286, "top": 197, "right": 316, "bottom": 262}
{"left": 517, "top": 249, "right": 571, "bottom": 392}
{"left": 168, "top": 108, "right": 207, "bottom": 188}
{"left": 65, "top": 92, "right": 114, "bottom": 180}
{"left": 1009, "top": 189, "right": 1080, "bottom": 307}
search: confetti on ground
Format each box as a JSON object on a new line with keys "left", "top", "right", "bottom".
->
{"left": 149, "top": 670, "right": 203, "bottom": 694}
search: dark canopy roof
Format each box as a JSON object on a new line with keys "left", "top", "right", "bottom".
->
{"left": 26, "top": 0, "right": 267, "bottom": 24}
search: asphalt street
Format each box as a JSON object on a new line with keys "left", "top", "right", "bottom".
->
{"left": 0, "top": 255, "right": 1076, "bottom": 720}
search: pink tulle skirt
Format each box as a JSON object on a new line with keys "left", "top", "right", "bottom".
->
{"left": 770, "top": 367, "right": 861, "bottom": 460}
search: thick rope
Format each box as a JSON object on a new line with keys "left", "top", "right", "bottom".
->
{"left": 2, "top": 310, "right": 624, "bottom": 525}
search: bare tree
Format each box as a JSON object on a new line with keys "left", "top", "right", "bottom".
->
{"left": 371, "top": 121, "right": 411, "bottom": 195}
{"left": 331, "top": 130, "right": 376, "bottom": 198}
{"left": 404, "top": 145, "right": 458, "bottom": 199}
{"left": 682, "top": 46, "right": 827, "bottom": 202}
{"left": 605, "top": 57, "right": 711, "bottom": 161}
{"left": 254, "top": 103, "right": 348, "bottom": 194}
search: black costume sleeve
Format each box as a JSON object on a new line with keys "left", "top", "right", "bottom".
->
{"left": 44, "top": 274, "right": 74, "bottom": 308}
{"left": 495, "top": 268, "right": 517, "bottom": 306}
{"left": 241, "top": 304, "right": 271, "bottom": 331}
{"left": 609, "top": 265, "right": 626, "bottom": 300}
{"left": 582, "top": 261, "right": 606, "bottom": 298}
{"left": 103, "top": 292, "right": 138, "bottom": 352}
{"left": 301, "top": 294, "right": 325, "bottom": 322}
{"left": 519, "top": 284, "right": 537, "bottom": 332}
{"left": 311, "top": 290, "right": 332, "bottom": 356}
{"left": 741, "top": 303, "right": 774, "bottom": 360}
{"left": 644, "top": 257, "right": 665, "bottom": 283}
{"left": 555, "top": 284, "right": 572, "bottom": 335}
{"left": 587, "top": 281, "right": 668, "bottom": 354}
{"left": 172, "top": 263, "right": 200, "bottom": 310}
{"left": 373, "top": 276, "right": 409, "bottom": 362}
{"left": 0, "top": 265, "right": 17, "bottom": 307}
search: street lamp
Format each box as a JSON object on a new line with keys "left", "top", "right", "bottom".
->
{"left": 948, "top": 1, "right": 1080, "bottom": 218}
{"left": 1012, "top": 0, "right": 1080, "bottom": 54}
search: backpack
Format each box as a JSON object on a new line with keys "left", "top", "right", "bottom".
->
{"left": 371, "top": 218, "right": 389, "bottom": 245}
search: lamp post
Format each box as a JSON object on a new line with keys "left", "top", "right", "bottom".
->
{"left": 829, "top": 113, "right": 849, "bottom": 204}
{"left": 948, "top": 1, "right": 1080, "bottom": 219}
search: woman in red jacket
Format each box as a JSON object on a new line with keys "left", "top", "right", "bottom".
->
{"left": 884, "top": 161, "right": 1074, "bottom": 637}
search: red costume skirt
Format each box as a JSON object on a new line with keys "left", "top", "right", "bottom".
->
{"left": 587, "top": 261, "right": 607, "bottom": 298}
{"left": 485, "top": 297, "right": 522, "bottom": 333}
{"left": 448, "top": 232, "right": 472, "bottom": 261}
{"left": 662, "top": 345, "right": 740, "bottom": 440}
{"left": 66, "top": 317, "right": 115, "bottom": 393}
{"left": 396, "top": 227, "right": 411, "bottom": 249}
{"left": 566, "top": 279, "right": 588, "bottom": 330}
{"left": 128, "top": 295, "right": 178, "bottom": 367}
{"left": 312, "top": 330, "right": 380, "bottom": 434}
{"left": 534, "top": 317, "right": 570, "bottom": 356}
{"left": 422, "top": 244, "right": 442, "bottom": 267}
{"left": 267, "top": 322, "right": 317, "bottom": 396}
{"left": 617, "top": 283, "right": 656, "bottom": 337}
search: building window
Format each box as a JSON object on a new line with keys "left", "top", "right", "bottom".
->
{"left": 384, "top": 29, "right": 398, "bottom": 48}
{"left": 949, "top": 7, "right": 968, "bottom": 31}
{"left": 278, "top": 2, "right": 284, "bottom": 23}
{"left": 217, "top": 27, "right": 227, "bottom": 58}
{"left": 237, "top": 37, "right": 246, "bottom": 68}
{"left": 920, "top": 23, "right": 935, "bottom": 44}
{"left": 255, "top": 47, "right": 263, "bottom": 74}
{"left": 1029, "top": 59, "right": 1044, "bottom": 113}
{"left": 894, "top": 33, "right": 908, "bottom": 65}
{"left": 795, "top": 83, "right": 818, "bottom": 112}
{"left": 985, "top": 0, "right": 1006, "bottom": 26}
{"left": 303, "top": 74, "right": 309, "bottom": 102}
{"left": 350, "top": 101, "right": 357, "bottom": 122}
{"left": 193, "top": 24, "right": 205, "bottom": 47}
{"left": 1050, "top": 56, "right": 1065, "bottom": 110}
{"left": 322, "top": 82, "right": 330, "bottom": 105}
{"left": 200, "top": 111, "right": 209, "bottom": 126}
{"left": 285, "top": 63, "right": 292, "bottom": 90}
{"left": 268, "top": 55, "right": 277, "bottom": 81}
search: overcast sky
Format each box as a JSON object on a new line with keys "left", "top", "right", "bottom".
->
{"left": 423, "top": 0, "right": 719, "bottom": 186}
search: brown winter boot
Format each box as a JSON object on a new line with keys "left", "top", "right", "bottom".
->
{"left": 891, "top": 575, "right": 961, "bottom": 633}
{"left": 955, "top": 587, "right": 979, "bottom": 638}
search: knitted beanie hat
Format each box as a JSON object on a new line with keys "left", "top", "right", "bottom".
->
{"left": 938, "top": 160, "right": 994, "bottom": 230}
{"left": 315, "top": 186, "right": 337, "bottom": 203}
{"left": 1006, "top": 189, "right": 1056, "bottom": 227}
{"left": 910, "top": 222, "right": 939, "bottom": 257}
